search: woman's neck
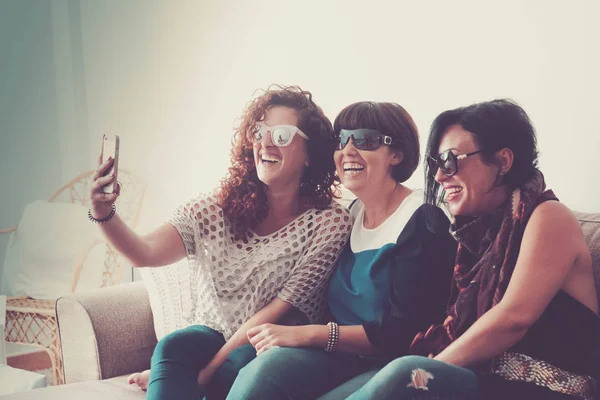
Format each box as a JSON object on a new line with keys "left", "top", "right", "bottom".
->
{"left": 253, "top": 186, "right": 305, "bottom": 237}
{"left": 467, "top": 184, "right": 513, "bottom": 218}
{"left": 361, "top": 181, "right": 412, "bottom": 229}
{"left": 265, "top": 186, "right": 303, "bottom": 219}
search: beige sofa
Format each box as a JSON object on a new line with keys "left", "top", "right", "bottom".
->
{"left": 2, "top": 211, "right": 599, "bottom": 400}
{"left": 1, "top": 281, "right": 155, "bottom": 400}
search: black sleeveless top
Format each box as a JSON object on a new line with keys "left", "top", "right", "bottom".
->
{"left": 479, "top": 290, "right": 600, "bottom": 399}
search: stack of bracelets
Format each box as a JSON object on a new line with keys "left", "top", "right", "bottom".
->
{"left": 325, "top": 321, "right": 339, "bottom": 353}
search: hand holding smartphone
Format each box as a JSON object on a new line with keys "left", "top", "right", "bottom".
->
{"left": 101, "top": 134, "right": 120, "bottom": 193}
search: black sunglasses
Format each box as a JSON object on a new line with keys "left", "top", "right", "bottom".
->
{"left": 427, "top": 149, "right": 482, "bottom": 177}
{"left": 336, "top": 129, "right": 395, "bottom": 151}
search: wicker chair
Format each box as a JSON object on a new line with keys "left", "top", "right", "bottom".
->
{"left": 1, "top": 170, "right": 145, "bottom": 385}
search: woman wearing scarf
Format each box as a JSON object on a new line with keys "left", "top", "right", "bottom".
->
{"left": 327, "top": 99, "right": 600, "bottom": 400}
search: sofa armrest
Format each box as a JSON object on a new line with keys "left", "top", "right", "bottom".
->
{"left": 56, "top": 281, "right": 157, "bottom": 383}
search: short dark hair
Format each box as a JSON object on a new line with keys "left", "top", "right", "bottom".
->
{"left": 333, "top": 101, "right": 420, "bottom": 182}
{"left": 425, "top": 99, "right": 539, "bottom": 206}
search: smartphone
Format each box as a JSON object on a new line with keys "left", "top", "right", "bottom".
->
{"left": 101, "top": 134, "right": 120, "bottom": 194}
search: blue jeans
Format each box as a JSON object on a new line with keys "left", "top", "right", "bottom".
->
{"left": 324, "top": 355, "right": 478, "bottom": 400}
{"left": 227, "top": 347, "right": 384, "bottom": 399}
{"left": 146, "top": 325, "right": 256, "bottom": 400}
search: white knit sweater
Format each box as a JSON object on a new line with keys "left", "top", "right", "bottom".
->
{"left": 142, "top": 194, "right": 352, "bottom": 340}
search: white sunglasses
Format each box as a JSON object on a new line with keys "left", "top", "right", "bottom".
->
{"left": 252, "top": 124, "right": 310, "bottom": 147}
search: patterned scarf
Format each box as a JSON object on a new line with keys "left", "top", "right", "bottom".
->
{"left": 410, "top": 170, "right": 558, "bottom": 356}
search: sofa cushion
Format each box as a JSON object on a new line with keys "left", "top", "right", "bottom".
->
{"left": 0, "top": 375, "right": 144, "bottom": 400}
{"left": 573, "top": 211, "right": 600, "bottom": 307}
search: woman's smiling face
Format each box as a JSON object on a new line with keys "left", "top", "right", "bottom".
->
{"left": 252, "top": 106, "right": 309, "bottom": 191}
{"left": 434, "top": 124, "right": 507, "bottom": 217}
{"left": 334, "top": 137, "right": 401, "bottom": 197}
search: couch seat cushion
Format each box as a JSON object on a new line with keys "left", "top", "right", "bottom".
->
{"left": 0, "top": 375, "right": 144, "bottom": 400}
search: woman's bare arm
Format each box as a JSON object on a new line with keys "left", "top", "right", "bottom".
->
{"left": 435, "top": 201, "right": 589, "bottom": 367}
{"left": 90, "top": 157, "right": 186, "bottom": 268}
{"left": 97, "top": 218, "right": 186, "bottom": 268}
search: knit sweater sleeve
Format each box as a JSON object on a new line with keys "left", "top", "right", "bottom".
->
{"left": 166, "top": 194, "right": 219, "bottom": 260}
{"left": 277, "top": 202, "right": 353, "bottom": 323}
{"left": 363, "top": 204, "right": 457, "bottom": 359}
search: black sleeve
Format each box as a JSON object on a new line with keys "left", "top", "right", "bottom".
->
{"left": 362, "top": 204, "right": 457, "bottom": 360}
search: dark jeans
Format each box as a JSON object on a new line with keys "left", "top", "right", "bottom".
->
{"left": 227, "top": 347, "right": 384, "bottom": 399}
{"left": 338, "top": 355, "right": 478, "bottom": 400}
{"left": 146, "top": 325, "right": 255, "bottom": 400}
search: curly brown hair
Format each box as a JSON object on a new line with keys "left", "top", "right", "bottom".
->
{"left": 216, "top": 85, "right": 337, "bottom": 240}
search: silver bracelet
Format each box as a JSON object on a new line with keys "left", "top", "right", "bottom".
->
{"left": 325, "top": 321, "right": 339, "bottom": 353}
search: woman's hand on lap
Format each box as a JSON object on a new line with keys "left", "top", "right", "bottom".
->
{"left": 247, "top": 324, "right": 319, "bottom": 355}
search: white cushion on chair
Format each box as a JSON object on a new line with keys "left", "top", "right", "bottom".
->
{"left": 1, "top": 201, "right": 104, "bottom": 299}
{"left": 0, "top": 365, "right": 46, "bottom": 395}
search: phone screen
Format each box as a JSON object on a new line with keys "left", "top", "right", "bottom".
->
{"left": 101, "top": 134, "right": 119, "bottom": 193}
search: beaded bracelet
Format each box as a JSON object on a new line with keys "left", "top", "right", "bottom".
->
{"left": 88, "top": 204, "right": 116, "bottom": 224}
{"left": 325, "top": 321, "right": 339, "bottom": 353}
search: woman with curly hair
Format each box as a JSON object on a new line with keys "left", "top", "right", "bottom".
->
{"left": 87, "top": 85, "right": 353, "bottom": 399}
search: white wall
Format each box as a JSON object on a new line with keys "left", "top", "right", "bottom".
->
{"left": 76, "top": 0, "right": 600, "bottom": 219}
{"left": 1, "top": 0, "right": 598, "bottom": 257}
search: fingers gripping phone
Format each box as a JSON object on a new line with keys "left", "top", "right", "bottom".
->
{"left": 101, "top": 134, "right": 120, "bottom": 193}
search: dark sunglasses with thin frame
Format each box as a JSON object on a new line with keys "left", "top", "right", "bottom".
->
{"left": 427, "top": 149, "right": 482, "bottom": 177}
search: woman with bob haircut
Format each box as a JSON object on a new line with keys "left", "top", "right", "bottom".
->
{"left": 88, "top": 85, "right": 353, "bottom": 399}
{"left": 227, "top": 101, "right": 457, "bottom": 399}
{"left": 334, "top": 99, "right": 600, "bottom": 400}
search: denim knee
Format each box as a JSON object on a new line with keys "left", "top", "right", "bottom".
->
{"left": 151, "top": 325, "right": 223, "bottom": 368}
{"left": 229, "top": 348, "right": 297, "bottom": 399}
{"left": 152, "top": 330, "right": 188, "bottom": 365}
{"left": 235, "top": 348, "right": 285, "bottom": 384}
{"left": 382, "top": 355, "right": 428, "bottom": 377}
